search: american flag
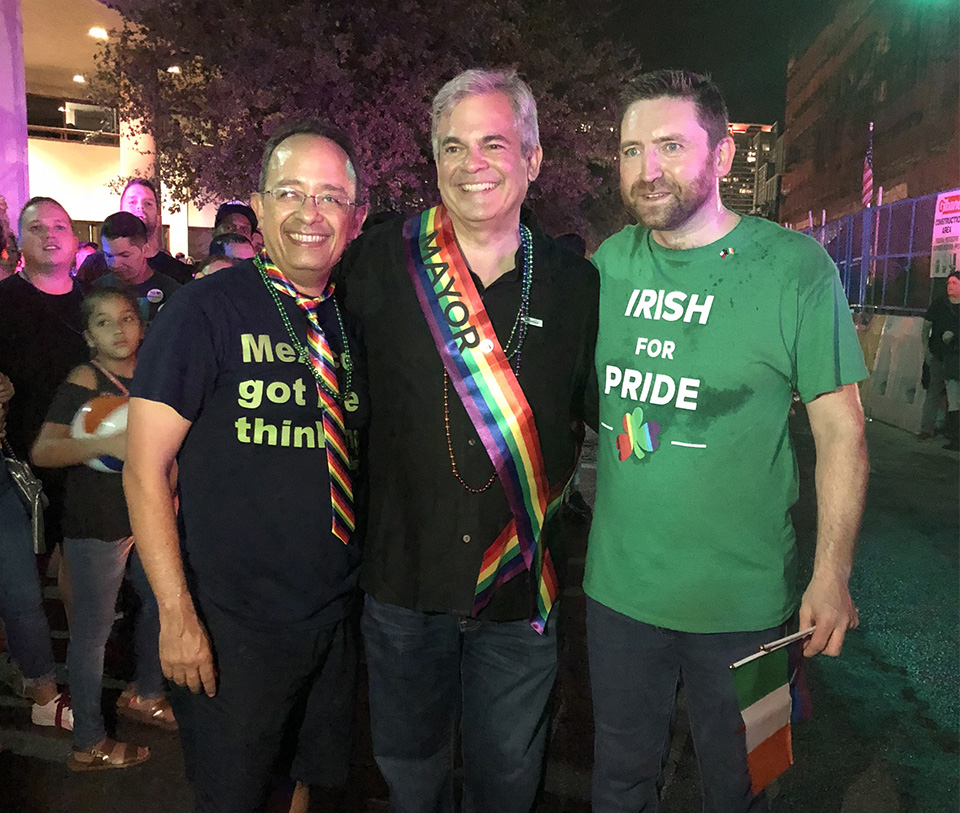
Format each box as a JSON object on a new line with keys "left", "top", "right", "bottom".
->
{"left": 862, "top": 121, "right": 874, "bottom": 208}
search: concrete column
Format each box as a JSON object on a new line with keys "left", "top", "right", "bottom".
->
{"left": 119, "top": 118, "right": 155, "bottom": 179}
{"left": 0, "top": 0, "right": 28, "bottom": 225}
{"left": 163, "top": 190, "right": 189, "bottom": 258}
{"left": 120, "top": 117, "right": 189, "bottom": 255}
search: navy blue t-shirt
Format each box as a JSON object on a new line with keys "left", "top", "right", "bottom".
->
{"left": 131, "top": 260, "right": 366, "bottom": 629}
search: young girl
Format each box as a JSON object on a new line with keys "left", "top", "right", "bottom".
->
{"left": 31, "top": 288, "right": 174, "bottom": 771}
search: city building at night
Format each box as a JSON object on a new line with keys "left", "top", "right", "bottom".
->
{"left": 720, "top": 123, "right": 775, "bottom": 215}
{"left": 780, "top": 0, "right": 959, "bottom": 226}
{"left": 751, "top": 122, "right": 784, "bottom": 221}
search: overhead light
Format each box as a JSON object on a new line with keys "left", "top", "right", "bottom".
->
{"left": 88, "top": 26, "right": 108, "bottom": 40}
{"left": 167, "top": 65, "right": 181, "bottom": 74}
{"left": 58, "top": 106, "right": 65, "bottom": 112}
{"left": 73, "top": 74, "right": 86, "bottom": 83}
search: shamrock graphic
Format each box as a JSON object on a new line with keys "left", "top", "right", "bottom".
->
{"left": 616, "top": 406, "right": 661, "bottom": 462}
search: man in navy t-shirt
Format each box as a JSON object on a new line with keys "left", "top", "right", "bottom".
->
{"left": 124, "top": 120, "right": 368, "bottom": 813}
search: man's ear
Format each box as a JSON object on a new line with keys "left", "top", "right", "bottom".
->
{"left": 715, "top": 136, "right": 735, "bottom": 177}
{"left": 250, "top": 192, "right": 264, "bottom": 225}
{"left": 348, "top": 205, "right": 369, "bottom": 242}
{"left": 526, "top": 144, "right": 543, "bottom": 183}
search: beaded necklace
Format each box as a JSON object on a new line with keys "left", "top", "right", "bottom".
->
{"left": 254, "top": 255, "right": 353, "bottom": 401}
{"left": 444, "top": 224, "right": 534, "bottom": 493}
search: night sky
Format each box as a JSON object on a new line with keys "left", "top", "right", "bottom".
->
{"left": 608, "top": 0, "right": 808, "bottom": 125}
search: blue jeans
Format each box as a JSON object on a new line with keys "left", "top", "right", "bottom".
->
{"left": 587, "top": 598, "right": 782, "bottom": 813}
{"left": 361, "top": 595, "right": 558, "bottom": 813}
{"left": 0, "top": 477, "right": 57, "bottom": 684}
{"left": 63, "top": 536, "right": 163, "bottom": 749}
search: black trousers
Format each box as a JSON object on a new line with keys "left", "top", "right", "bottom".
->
{"left": 170, "top": 594, "right": 358, "bottom": 813}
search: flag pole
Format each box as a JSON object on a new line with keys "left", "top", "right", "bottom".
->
{"left": 729, "top": 627, "right": 817, "bottom": 669}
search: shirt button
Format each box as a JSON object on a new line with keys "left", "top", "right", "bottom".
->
{"left": 468, "top": 439, "right": 477, "bottom": 446}
{"left": 462, "top": 534, "right": 471, "bottom": 543}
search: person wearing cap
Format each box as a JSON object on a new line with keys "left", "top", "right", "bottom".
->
{"left": 213, "top": 200, "right": 258, "bottom": 240}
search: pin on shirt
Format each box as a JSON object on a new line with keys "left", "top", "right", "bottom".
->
{"left": 523, "top": 316, "right": 543, "bottom": 328}
{"left": 719, "top": 248, "right": 736, "bottom": 259}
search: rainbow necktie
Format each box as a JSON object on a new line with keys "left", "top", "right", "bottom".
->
{"left": 260, "top": 257, "right": 354, "bottom": 545}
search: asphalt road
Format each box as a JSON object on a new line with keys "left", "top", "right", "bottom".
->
{"left": 0, "top": 413, "right": 957, "bottom": 812}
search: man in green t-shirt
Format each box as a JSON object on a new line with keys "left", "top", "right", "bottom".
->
{"left": 586, "top": 70, "right": 869, "bottom": 813}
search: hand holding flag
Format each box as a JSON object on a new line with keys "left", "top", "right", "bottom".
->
{"left": 730, "top": 628, "right": 816, "bottom": 794}
{"left": 799, "top": 572, "right": 860, "bottom": 657}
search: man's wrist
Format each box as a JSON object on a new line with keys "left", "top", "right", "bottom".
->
{"left": 157, "top": 588, "right": 195, "bottom": 616}
{"left": 810, "top": 562, "right": 852, "bottom": 585}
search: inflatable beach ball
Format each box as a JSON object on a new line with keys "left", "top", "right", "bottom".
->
{"left": 69, "top": 395, "right": 129, "bottom": 473}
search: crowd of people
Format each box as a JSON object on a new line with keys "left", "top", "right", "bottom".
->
{"left": 0, "top": 67, "right": 878, "bottom": 813}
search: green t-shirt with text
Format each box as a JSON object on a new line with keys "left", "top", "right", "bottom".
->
{"left": 585, "top": 216, "right": 868, "bottom": 633}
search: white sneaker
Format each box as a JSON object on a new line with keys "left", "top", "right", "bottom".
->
{"left": 31, "top": 692, "right": 73, "bottom": 731}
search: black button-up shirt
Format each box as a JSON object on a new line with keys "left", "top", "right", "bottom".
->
{"left": 341, "top": 217, "right": 598, "bottom": 622}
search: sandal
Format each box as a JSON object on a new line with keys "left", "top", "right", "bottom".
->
{"left": 67, "top": 738, "right": 150, "bottom": 772}
{"left": 116, "top": 688, "right": 178, "bottom": 731}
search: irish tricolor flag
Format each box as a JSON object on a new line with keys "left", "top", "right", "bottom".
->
{"left": 731, "top": 646, "right": 793, "bottom": 794}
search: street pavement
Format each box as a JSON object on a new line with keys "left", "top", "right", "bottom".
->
{"left": 0, "top": 413, "right": 957, "bottom": 812}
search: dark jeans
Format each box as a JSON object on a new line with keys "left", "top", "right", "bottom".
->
{"left": 587, "top": 597, "right": 783, "bottom": 813}
{"left": 170, "top": 594, "right": 357, "bottom": 813}
{"left": 0, "top": 479, "right": 57, "bottom": 685}
{"left": 63, "top": 536, "right": 163, "bottom": 749}
{"left": 361, "top": 595, "right": 558, "bottom": 813}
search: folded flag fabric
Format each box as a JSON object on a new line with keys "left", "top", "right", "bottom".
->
{"left": 732, "top": 646, "right": 793, "bottom": 794}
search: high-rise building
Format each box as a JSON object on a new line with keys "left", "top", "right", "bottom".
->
{"left": 780, "top": 0, "right": 959, "bottom": 225}
{"left": 752, "top": 123, "right": 783, "bottom": 221}
{"left": 720, "top": 123, "right": 775, "bottom": 214}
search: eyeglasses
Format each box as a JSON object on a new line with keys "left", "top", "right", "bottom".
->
{"left": 261, "top": 187, "right": 361, "bottom": 214}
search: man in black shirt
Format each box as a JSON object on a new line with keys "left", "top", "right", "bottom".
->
{"left": 124, "top": 121, "right": 368, "bottom": 813}
{"left": 341, "top": 69, "right": 598, "bottom": 813}
{"left": 921, "top": 271, "right": 960, "bottom": 450}
{"left": 0, "top": 197, "right": 88, "bottom": 549}
{"left": 213, "top": 200, "right": 258, "bottom": 240}
{"left": 96, "top": 212, "right": 181, "bottom": 324}
{"left": 77, "top": 178, "right": 194, "bottom": 287}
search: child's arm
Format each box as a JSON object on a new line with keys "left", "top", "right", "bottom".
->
{"left": 30, "top": 365, "right": 127, "bottom": 468}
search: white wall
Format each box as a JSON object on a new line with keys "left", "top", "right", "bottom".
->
{"left": 861, "top": 315, "right": 927, "bottom": 434}
{"left": 27, "top": 137, "right": 218, "bottom": 254}
{"left": 28, "top": 137, "right": 120, "bottom": 223}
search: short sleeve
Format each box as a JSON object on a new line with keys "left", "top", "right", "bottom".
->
{"left": 130, "top": 288, "right": 220, "bottom": 422}
{"left": 795, "top": 256, "right": 869, "bottom": 403}
{"left": 45, "top": 380, "right": 97, "bottom": 427}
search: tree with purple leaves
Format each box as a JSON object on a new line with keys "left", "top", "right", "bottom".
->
{"left": 97, "top": 0, "right": 637, "bottom": 246}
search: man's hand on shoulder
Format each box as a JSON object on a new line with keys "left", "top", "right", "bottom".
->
{"left": 799, "top": 571, "right": 859, "bottom": 657}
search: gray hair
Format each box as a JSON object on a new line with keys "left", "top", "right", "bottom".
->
{"left": 431, "top": 69, "right": 540, "bottom": 160}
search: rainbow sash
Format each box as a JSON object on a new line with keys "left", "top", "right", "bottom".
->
{"left": 403, "top": 205, "right": 558, "bottom": 633}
